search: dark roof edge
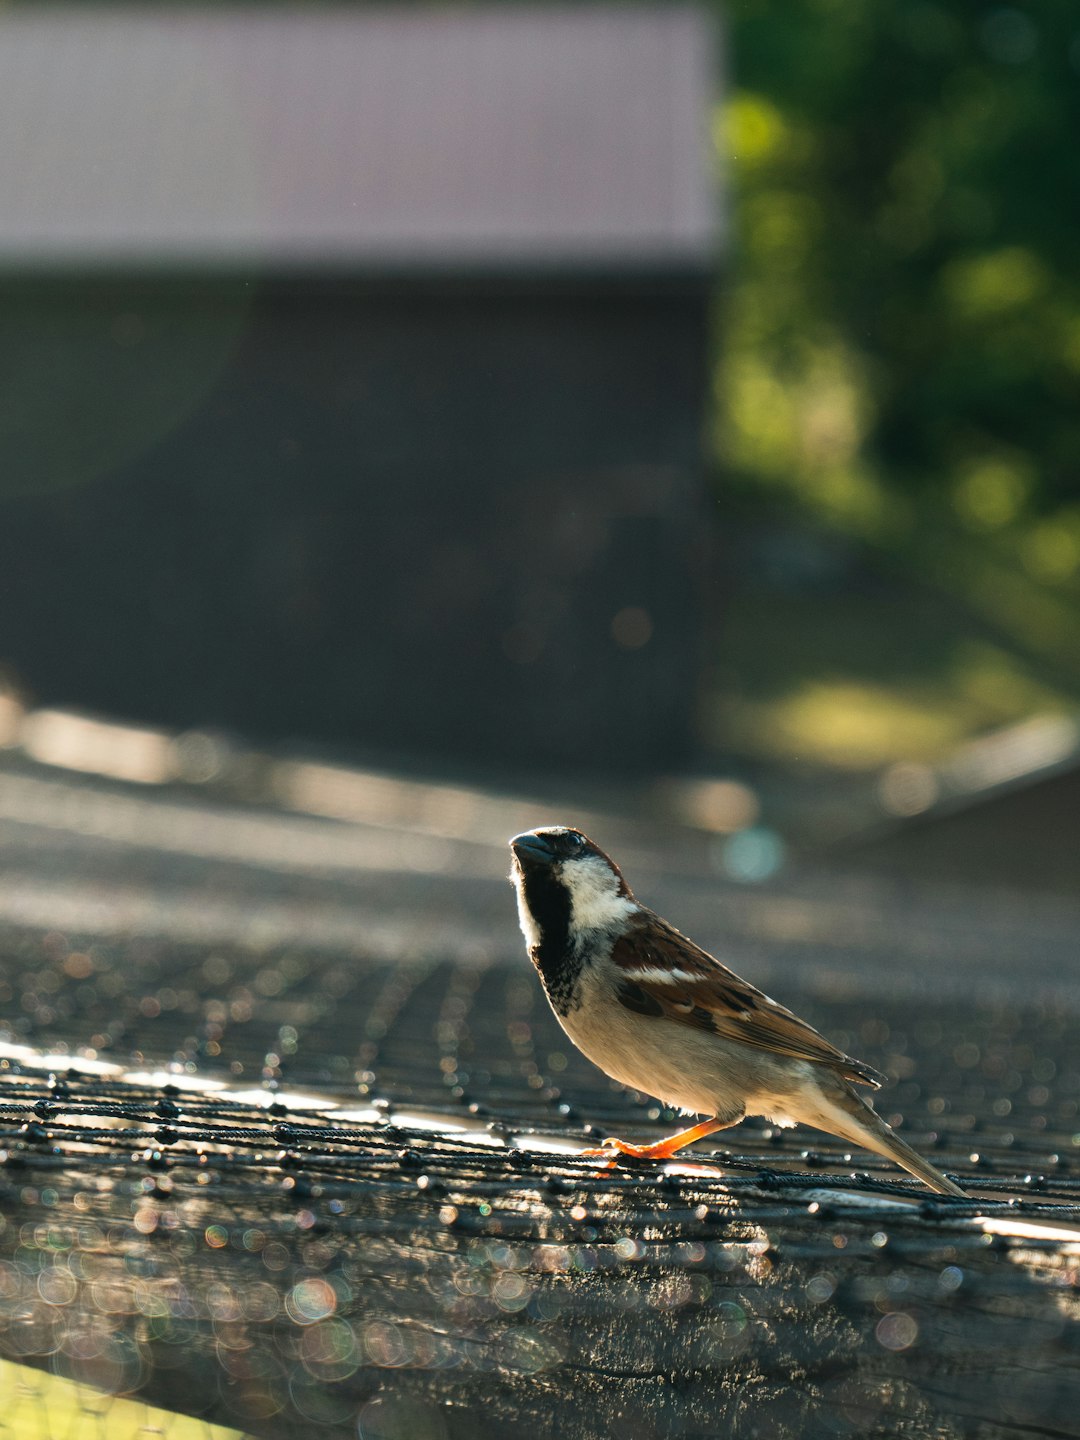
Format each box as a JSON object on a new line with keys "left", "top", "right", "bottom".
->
{"left": 0, "top": 252, "right": 719, "bottom": 288}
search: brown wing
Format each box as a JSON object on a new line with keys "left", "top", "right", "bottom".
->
{"left": 610, "top": 912, "right": 883, "bottom": 1089}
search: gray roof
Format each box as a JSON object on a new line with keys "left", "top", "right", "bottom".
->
{"left": 0, "top": 5, "right": 719, "bottom": 273}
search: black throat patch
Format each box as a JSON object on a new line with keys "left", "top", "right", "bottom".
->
{"left": 518, "top": 864, "right": 581, "bottom": 1015}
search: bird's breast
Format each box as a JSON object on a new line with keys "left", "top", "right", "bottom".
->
{"left": 547, "top": 964, "right": 724, "bottom": 1115}
{"left": 530, "top": 935, "right": 593, "bottom": 1016}
{"left": 549, "top": 962, "right": 815, "bottom": 1123}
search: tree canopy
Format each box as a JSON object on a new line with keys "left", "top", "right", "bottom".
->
{"left": 715, "top": 1, "right": 1080, "bottom": 765}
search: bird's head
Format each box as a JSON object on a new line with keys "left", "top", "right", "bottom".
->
{"left": 509, "top": 826, "right": 636, "bottom": 957}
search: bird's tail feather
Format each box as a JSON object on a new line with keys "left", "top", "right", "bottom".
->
{"left": 796, "top": 1082, "right": 967, "bottom": 1198}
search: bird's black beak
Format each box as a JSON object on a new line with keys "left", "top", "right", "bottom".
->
{"left": 510, "top": 831, "right": 556, "bottom": 865}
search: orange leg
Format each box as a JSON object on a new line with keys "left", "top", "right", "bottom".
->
{"left": 581, "top": 1116, "right": 732, "bottom": 1163}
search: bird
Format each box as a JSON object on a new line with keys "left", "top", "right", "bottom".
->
{"left": 509, "top": 825, "right": 966, "bottom": 1197}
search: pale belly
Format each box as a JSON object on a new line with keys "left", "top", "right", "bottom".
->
{"left": 552, "top": 965, "right": 802, "bottom": 1124}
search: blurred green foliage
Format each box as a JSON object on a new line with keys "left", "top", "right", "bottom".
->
{"left": 714, "top": 0, "right": 1080, "bottom": 761}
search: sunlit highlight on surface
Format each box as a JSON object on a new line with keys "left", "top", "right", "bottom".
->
{"left": 20, "top": 710, "right": 174, "bottom": 785}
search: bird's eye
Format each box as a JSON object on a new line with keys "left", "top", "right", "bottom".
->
{"left": 568, "top": 832, "right": 585, "bottom": 848}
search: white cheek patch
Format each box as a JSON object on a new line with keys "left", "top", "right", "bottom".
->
{"left": 516, "top": 887, "right": 542, "bottom": 950}
{"left": 565, "top": 855, "right": 636, "bottom": 933}
{"left": 511, "top": 868, "right": 542, "bottom": 950}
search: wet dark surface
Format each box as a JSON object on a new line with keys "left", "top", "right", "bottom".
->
{"left": 0, "top": 759, "right": 1078, "bottom": 1438}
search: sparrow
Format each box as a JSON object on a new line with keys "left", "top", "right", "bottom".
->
{"left": 509, "top": 826, "right": 966, "bottom": 1197}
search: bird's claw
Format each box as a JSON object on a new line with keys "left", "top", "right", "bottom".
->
{"left": 579, "top": 1137, "right": 673, "bottom": 1163}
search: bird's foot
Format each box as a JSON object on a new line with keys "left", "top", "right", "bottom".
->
{"left": 580, "top": 1137, "right": 676, "bottom": 1163}
{"left": 580, "top": 1118, "right": 728, "bottom": 1165}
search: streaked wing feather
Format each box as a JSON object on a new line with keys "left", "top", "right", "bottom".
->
{"left": 610, "top": 915, "right": 884, "bottom": 1089}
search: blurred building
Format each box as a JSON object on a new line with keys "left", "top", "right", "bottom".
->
{"left": 848, "top": 715, "right": 1080, "bottom": 894}
{"left": 0, "top": 5, "right": 719, "bottom": 774}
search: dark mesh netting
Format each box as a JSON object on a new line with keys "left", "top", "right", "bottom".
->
{"left": 0, "top": 764, "right": 1078, "bottom": 1438}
